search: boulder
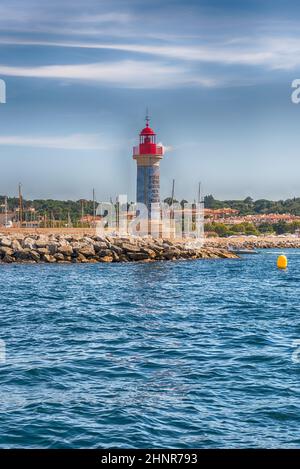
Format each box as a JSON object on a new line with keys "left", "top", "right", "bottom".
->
{"left": 22, "top": 237, "right": 35, "bottom": 249}
{"left": 162, "top": 239, "right": 174, "bottom": 246}
{"left": 43, "top": 254, "right": 56, "bottom": 263}
{"left": 111, "top": 238, "right": 129, "bottom": 246}
{"left": 80, "top": 237, "right": 94, "bottom": 245}
{"left": 76, "top": 253, "right": 88, "bottom": 262}
{"left": 112, "top": 251, "right": 120, "bottom": 262}
{"left": 140, "top": 247, "right": 156, "bottom": 259}
{"left": 71, "top": 242, "right": 85, "bottom": 252}
{"left": 0, "top": 236, "right": 12, "bottom": 247}
{"left": 37, "top": 247, "right": 49, "bottom": 255}
{"left": 71, "top": 257, "right": 80, "bottom": 263}
{"left": 57, "top": 245, "right": 73, "bottom": 256}
{"left": 35, "top": 238, "right": 48, "bottom": 248}
{"left": 99, "top": 255, "right": 113, "bottom": 262}
{"left": 121, "top": 243, "right": 141, "bottom": 253}
{"left": 54, "top": 253, "right": 65, "bottom": 261}
{"left": 94, "top": 241, "right": 109, "bottom": 252}
{"left": 92, "top": 235, "right": 106, "bottom": 242}
{"left": 179, "top": 250, "right": 192, "bottom": 259}
{"left": 3, "top": 254, "right": 14, "bottom": 263}
{"left": 162, "top": 249, "right": 180, "bottom": 260}
{"left": 127, "top": 252, "right": 149, "bottom": 261}
{"left": 118, "top": 254, "right": 129, "bottom": 262}
{"left": 109, "top": 244, "right": 123, "bottom": 255}
{"left": 147, "top": 243, "right": 164, "bottom": 253}
{"left": 97, "top": 249, "right": 114, "bottom": 258}
{"left": 11, "top": 239, "right": 22, "bottom": 251}
{"left": 30, "top": 251, "right": 41, "bottom": 262}
{"left": 0, "top": 246, "right": 14, "bottom": 257}
{"left": 64, "top": 236, "right": 74, "bottom": 242}
{"left": 78, "top": 245, "right": 95, "bottom": 257}
{"left": 200, "top": 252, "right": 210, "bottom": 259}
{"left": 14, "top": 249, "right": 31, "bottom": 260}
{"left": 48, "top": 243, "right": 58, "bottom": 255}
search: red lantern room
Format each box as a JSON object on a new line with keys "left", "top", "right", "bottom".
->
{"left": 133, "top": 114, "right": 164, "bottom": 157}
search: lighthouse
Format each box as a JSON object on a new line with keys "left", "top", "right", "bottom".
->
{"left": 132, "top": 114, "right": 164, "bottom": 214}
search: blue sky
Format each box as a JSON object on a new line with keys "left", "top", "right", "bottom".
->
{"left": 0, "top": 0, "right": 300, "bottom": 201}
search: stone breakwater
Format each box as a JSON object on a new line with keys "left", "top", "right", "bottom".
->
{"left": 0, "top": 234, "right": 237, "bottom": 264}
{"left": 205, "top": 236, "right": 300, "bottom": 250}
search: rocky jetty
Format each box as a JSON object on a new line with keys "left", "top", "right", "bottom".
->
{"left": 205, "top": 236, "right": 300, "bottom": 250}
{"left": 0, "top": 233, "right": 237, "bottom": 264}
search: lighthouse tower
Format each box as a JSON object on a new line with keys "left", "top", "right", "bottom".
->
{"left": 132, "top": 114, "right": 164, "bottom": 213}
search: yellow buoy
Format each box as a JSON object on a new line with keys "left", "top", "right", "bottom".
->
{"left": 277, "top": 255, "right": 288, "bottom": 270}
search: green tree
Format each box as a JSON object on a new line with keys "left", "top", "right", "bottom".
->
{"left": 273, "top": 221, "right": 290, "bottom": 234}
{"left": 258, "top": 223, "right": 274, "bottom": 234}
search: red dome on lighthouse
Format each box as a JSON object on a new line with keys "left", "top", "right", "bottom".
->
{"left": 140, "top": 125, "right": 156, "bottom": 136}
{"left": 139, "top": 112, "right": 156, "bottom": 136}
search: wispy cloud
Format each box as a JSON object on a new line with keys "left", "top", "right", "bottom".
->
{"left": 72, "top": 12, "right": 133, "bottom": 24}
{"left": 0, "top": 133, "right": 109, "bottom": 150}
{"left": 0, "top": 60, "right": 216, "bottom": 88}
{"left": 1, "top": 36, "right": 300, "bottom": 70}
{"left": 0, "top": 3, "right": 134, "bottom": 36}
{"left": 0, "top": 1, "right": 299, "bottom": 73}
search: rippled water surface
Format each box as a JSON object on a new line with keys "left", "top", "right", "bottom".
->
{"left": 1, "top": 250, "right": 300, "bottom": 448}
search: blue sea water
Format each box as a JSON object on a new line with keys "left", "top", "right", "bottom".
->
{"left": 0, "top": 250, "right": 300, "bottom": 448}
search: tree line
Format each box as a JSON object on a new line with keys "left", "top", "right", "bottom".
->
{"left": 203, "top": 195, "right": 300, "bottom": 216}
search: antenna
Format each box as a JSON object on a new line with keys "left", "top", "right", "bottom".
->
{"left": 171, "top": 179, "right": 175, "bottom": 206}
{"left": 4, "top": 196, "right": 8, "bottom": 227}
{"left": 145, "top": 107, "right": 150, "bottom": 126}
{"left": 18, "top": 183, "right": 23, "bottom": 227}
{"left": 67, "top": 211, "right": 72, "bottom": 228}
{"left": 93, "top": 188, "right": 96, "bottom": 224}
{"left": 81, "top": 199, "right": 84, "bottom": 220}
